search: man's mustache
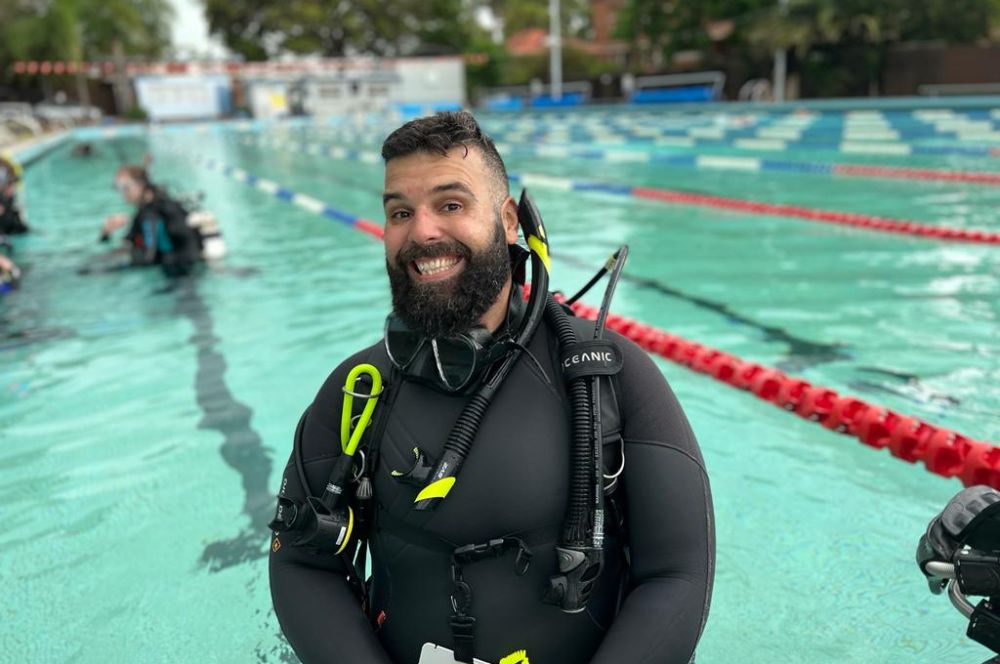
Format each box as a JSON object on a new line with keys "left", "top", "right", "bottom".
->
{"left": 395, "top": 241, "right": 472, "bottom": 269}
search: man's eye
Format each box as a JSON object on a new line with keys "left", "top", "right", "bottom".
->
{"left": 390, "top": 210, "right": 411, "bottom": 220}
{"left": 443, "top": 202, "right": 462, "bottom": 212}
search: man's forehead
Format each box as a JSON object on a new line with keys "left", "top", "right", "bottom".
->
{"left": 384, "top": 147, "right": 486, "bottom": 185}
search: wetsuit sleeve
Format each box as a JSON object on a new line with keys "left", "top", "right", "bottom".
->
{"left": 0, "top": 193, "right": 28, "bottom": 234}
{"left": 590, "top": 334, "right": 715, "bottom": 664}
{"left": 269, "top": 352, "right": 394, "bottom": 664}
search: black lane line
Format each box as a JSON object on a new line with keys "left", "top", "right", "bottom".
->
{"left": 173, "top": 279, "right": 274, "bottom": 572}
{"left": 549, "top": 250, "right": 851, "bottom": 371}
{"left": 850, "top": 366, "right": 965, "bottom": 410}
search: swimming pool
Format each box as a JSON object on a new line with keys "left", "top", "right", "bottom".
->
{"left": 2, "top": 102, "right": 999, "bottom": 663}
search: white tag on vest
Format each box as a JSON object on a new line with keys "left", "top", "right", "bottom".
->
{"left": 418, "top": 643, "right": 492, "bottom": 664}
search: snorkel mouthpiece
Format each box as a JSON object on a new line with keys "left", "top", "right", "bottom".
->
{"left": 413, "top": 190, "right": 550, "bottom": 511}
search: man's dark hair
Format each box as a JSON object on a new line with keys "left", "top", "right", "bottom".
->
{"left": 381, "top": 111, "right": 509, "bottom": 202}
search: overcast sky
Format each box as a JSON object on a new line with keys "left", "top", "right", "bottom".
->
{"left": 169, "top": 0, "right": 228, "bottom": 58}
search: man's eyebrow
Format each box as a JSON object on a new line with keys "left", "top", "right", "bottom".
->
{"left": 383, "top": 182, "right": 477, "bottom": 206}
{"left": 431, "top": 182, "right": 476, "bottom": 198}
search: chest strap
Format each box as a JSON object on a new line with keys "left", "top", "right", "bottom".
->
{"left": 450, "top": 537, "right": 533, "bottom": 664}
{"left": 376, "top": 509, "right": 552, "bottom": 663}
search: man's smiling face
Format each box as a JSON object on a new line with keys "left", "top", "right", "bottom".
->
{"left": 382, "top": 145, "right": 518, "bottom": 337}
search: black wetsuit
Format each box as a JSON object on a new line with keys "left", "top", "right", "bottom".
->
{"left": 270, "top": 314, "right": 715, "bottom": 664}
{"left": 0, "top": 192, "right": 28, "bottom": 235}
{"left": 124, "top": 191, "right": 199, "bottom": 276}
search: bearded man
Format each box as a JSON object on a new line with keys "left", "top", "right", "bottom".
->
{"left": 269, "top": 111, "right": 714, "bottom": 664}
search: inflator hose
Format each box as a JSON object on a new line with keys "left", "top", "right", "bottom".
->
{"left": 545, "top": 295, "right": 593, "bottom": 546}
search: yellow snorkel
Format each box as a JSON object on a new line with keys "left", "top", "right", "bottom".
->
{"left": 272, "top": 363, "right": 383, "bottom": 555}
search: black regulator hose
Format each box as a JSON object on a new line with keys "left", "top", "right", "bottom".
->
{"left": 545, "top": 296, "right": 593, "bottom": 545}
{"left": 544, "top": 245, "right": 629, "bottom": 613}
{"left": 413, "top": 189, "right": 551, "bottom": 511}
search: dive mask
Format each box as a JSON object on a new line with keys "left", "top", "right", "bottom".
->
{"left": 384, "top": 275, "right": 527, "bottom": 395}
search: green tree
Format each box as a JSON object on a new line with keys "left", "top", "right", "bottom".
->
{"left": 742, "top": 0, "right": 1000, "bottom": 95}
{"left": 1, "top": 0, "right": 81, "bottom": 64}
{"left": 616, "top": 0, "right": 774, "bottom": 69}
{"left": 77, "top": 0, "right": 174, "bottom": 59}
{"left": 203, "top": 0, "right": 488, "bottom": 60}
{"left": 615, "top": 0, "right": 1000, "bottom": 93}
{"left": 1, "top": 0, "right": 173, "bottom": 94}
{"left": 480, "top": 0, "right": 592, "bottom": 39}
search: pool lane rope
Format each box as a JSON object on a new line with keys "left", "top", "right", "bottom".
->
{"left": 505, "top": 146, "right": 1000, "bottom": 187}
{"left": 170, "top": 147, "right": 1000, "bottom": 490}
{"left": 313, "top": 126, "right": 1000, "bottom": 187}
{"left": 321, "top": 121, "right": 1000, "bottom": 158}
{"left": 239, "top": 134, "right": 1000, "bottom": 246}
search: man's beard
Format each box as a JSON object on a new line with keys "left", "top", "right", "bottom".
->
{"left": 387, "top": 219, "right": 510, "bottom": 338}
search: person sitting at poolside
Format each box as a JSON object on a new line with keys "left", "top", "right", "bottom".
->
{"left": 99, "top": 164, "right": 200, "bottom": 277}
{"left": 0, "top": 155, "right": 29, "bottom": 236}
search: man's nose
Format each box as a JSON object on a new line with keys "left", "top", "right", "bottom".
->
{"left": 408, "top": 207, "right": 445, "bottom": 244}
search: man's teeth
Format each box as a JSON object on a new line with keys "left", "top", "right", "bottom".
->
{"left": 416, "top": 257, "right": 460, "bottom": 275}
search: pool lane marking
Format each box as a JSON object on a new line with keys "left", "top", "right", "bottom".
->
{"left": 494, "top": 142, "right": 1000, "bottom": 184}
{"left": 300, "top": 128, "right": 1000, "bottom": 186}
{"left": 238, "top": 135, "right": 1000, "bottom": 245}
{"left": 491, "top": 116, "right": 1000, "bottom": 142}
{"left": 174, "top": 281, "right": 274, "bottom": 572}
{"left": 320, "top": 122, "right": 1000, "bottom": 158}
{"left": 476, "top": 109, "right": 1000, "bottom": 142}
{"left": 201, "top": 155, "right": 385, "bottom": 239}
{"left": 173, "top": 149, "right": 999, "bottom": 488}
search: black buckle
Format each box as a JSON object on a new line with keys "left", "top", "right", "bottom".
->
{"left": 450, "top": 579, "right": 473, "bottom": 615}
{"left": 453, "top": 537, "right": 533, "bottom": 574}
{"left": 267, "top": 496, "right": 299, "bottom": 532}
{"left": 449, "top": 614, "right": 477, "bottom": 664}
{"left": 446, "top": 537, "right": 533, "bottom": 663}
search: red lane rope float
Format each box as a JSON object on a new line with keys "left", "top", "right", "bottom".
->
{"left": 355, "top": 219, "right": 385, "bottom": 239}
{"left": 834, "top": 164, "right": 1000, "bottom": 186}
{"left": 556, "top": 294, "right": 1000, "bottom": 489}
{"left": 631, "top": 186, "right": 1000, "bottom": 245}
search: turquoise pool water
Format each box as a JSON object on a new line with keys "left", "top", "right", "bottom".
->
{"left": 3, "top": 105, "right": 1000, "bottom": 663}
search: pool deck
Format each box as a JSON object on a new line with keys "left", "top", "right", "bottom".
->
{"left": 6, "top": 130, "right": 71, "bottom": 165}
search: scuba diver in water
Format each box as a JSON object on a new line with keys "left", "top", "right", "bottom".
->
{"left": 268, "top": 112, "right": 714, "bottom": 664}
{"left": 70, "top": 142, "right": 94, "bottom": 158}
{"left": 97, "top": 164, "right": 202, "bottom": 277}
{"left": 0, "top": 154, "right": 29, "bottom": 236}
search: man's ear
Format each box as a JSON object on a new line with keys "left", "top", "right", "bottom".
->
{"left": 501, "top": 195, "right": 519, "bottom": 244}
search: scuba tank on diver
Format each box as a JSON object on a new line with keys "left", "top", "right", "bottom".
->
{"left": 178, "top": 192, "right": 226, "bottom": 261}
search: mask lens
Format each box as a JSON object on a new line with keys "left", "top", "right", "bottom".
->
{"left": 432, "top": 337, "right": 478, "bottom": 391}
{"left": 384, "top": 317, "right": 425, "bottom": 369}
